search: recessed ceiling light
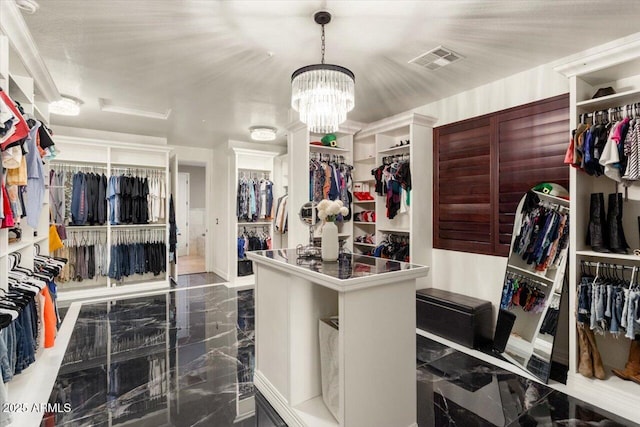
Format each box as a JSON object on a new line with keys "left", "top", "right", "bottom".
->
{"left": 49, "top": 95, "right": 82, "bottom": 116}
{"left": 249, "top": 126, "right": 277, "bottom": 141}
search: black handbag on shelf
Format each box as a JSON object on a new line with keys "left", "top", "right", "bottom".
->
{"left": 237, "top": 259, "right": 254, "bottom": 277}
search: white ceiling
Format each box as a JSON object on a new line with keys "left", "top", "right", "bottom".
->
{"left": 20, "top": 0, "right": 640, "bottom": 147}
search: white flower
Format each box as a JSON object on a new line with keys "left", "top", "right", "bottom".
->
{"left": 316, "top": 199, "right": 349, "bottom": 223}
{"left": 317, "top": 199, "right": 330, "bottom": 211}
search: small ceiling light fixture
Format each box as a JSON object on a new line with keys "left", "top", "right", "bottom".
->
{"left": 49, "top": 95, "right": 82, "bottom": 116}
{"left": 249, "top": 126, "right": 277, "bottom": 142}
{"left": 291, "top": 11, "right": 355, "bottom": 134}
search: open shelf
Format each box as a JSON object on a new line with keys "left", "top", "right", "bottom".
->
{"left": 576, "top": 88, "right": 640, "bottom": 110}
{"left": 378, "top": 145, "right": 410, "bottom": 154}
{"left": 353, "top": 200, "right": 375, "bottom": 204}
{"left": 238, "top": 221, "right": 273, "bottom": 227}
{"left": 576, "top": 250, "right": 640, "bottom": 262}
{"left": 378, "top": 228, "right": 409, "bottom": 234}
{"left": 506, "top": 264, "right": 554, "bottom": 284}
{"left": 354, "top": 221, "right": 375, "bottom": 225}
{"left": 7, "top": 239, "right": 34, "bottom": 253}
{"left": 353, "top": 242, "right": 376, "bottom": 248}
{"left": 309, "top": 145, "right": 349, "bottom": 153}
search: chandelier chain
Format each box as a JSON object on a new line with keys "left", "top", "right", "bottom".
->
{"left": 321, "top": 24, "right": 325, "bottom": 64}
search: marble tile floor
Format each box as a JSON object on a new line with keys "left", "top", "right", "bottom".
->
{"left": 415, "top": 335, "right": 633, "bottom": 426}
{"left": 39, "top": 279, "right": 634, "bottom": 427}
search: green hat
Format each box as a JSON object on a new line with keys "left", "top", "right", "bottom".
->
{"left": 321, "top": 133, "right": 337, "bottom": 147}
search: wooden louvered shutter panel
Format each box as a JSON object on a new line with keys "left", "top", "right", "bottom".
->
{"left": 434, "top": 116, "right": 493, "bottom": 255}
{"left": 495, "top": 94, "right": 569, "bottom": 256}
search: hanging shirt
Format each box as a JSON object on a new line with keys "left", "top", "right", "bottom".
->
{"left": 24, "top": 120, "right": 45, "bottom": 228}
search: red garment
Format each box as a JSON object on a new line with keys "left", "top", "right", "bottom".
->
{"left": 1, "top": 184, "right": 14, "bottom": 228}
{"left": 41, "top": 286, "right": 57, "bottom": 348}
{"left": 0, "top": 90, "right": 29, "bottom": 150}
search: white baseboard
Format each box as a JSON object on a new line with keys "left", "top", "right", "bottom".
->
{"left": 254, "top": 370, "right": 305, "bottom": 427}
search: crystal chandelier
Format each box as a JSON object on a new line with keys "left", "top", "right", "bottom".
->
{"left": 291, "top": 11, "right": 355, "bottom": 134}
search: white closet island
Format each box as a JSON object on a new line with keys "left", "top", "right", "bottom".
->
{"left": 247, "top": 249, "right": 429, "bottom": 427}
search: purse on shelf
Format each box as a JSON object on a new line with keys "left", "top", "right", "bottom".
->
{"left": 237, "top": 259, "right": 254, "bottom": 277}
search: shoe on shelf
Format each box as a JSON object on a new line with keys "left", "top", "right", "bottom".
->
{"left": 8, "top": 228, "right": 21, "bottom": 243}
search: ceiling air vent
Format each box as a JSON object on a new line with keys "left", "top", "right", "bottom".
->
{"left": 409, "top": 46, "right": 464, "bottom": 71}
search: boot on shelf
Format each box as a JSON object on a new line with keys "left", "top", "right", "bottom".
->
{"left": 607, "top": 192, "right": 629, "bottom": 254}
{"left": 611, "top": 338, "right": 640, "bottom": 381}
{"left": 577, "top": 326, "right": 593, "bottom": 378}
{"left": 583, "top": 327, "right": 606, "bottom": 380}
{"left": 587, "top": 193, "right": 609, "bottom": 252}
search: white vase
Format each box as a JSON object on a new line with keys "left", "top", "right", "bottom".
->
{"left": 321, "top": 221, "right": 339, "bottom": 262}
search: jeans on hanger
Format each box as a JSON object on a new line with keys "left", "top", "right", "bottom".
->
{"left": 626, "top": 291, "right": 640, "bottom": 339}
{"left": 0, "top": 328, "right": 12, "bottom": 382}
{"left": 577, "top": 277, "right": 592, "bottom": 325}
{"left": 610, "top": 286, "right": 625, "bottom": 335}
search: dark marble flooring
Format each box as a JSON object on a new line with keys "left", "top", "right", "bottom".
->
{"left": 416, "top": 335, "right": 633, "bottom": 426}
{"left": 41, "top": 273, "right": 634, "bottom": 427}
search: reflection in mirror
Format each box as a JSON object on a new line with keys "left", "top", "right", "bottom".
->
{"left": 496, "top": 184, "right": 570, "bottom": 382}
{"left": 299, "top": 201, "right": 320, "bottom": 226}
{"left": 297, "top": 202, "right": 322, "bottom": 259}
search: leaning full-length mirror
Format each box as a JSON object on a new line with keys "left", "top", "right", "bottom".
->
{"left": 496, "top": 184, "right": 570, "bottom": 382}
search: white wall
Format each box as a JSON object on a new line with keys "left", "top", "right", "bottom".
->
{"left": 413, "top": 63, "right": 569, "bottom": 312}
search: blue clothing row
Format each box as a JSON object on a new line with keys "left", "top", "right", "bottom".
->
{"left": 69, "top": 171, "right": 108, "bottom": 225}
{"left": 513, "top": 205, "right": 569, "bottom": 273}
{"left": 108, "top": 242, "right": 166, "bottom": 281}
{"left": 0, "top": 299, "right": 37, "bottom": 383}
{"left": 577, "top": 273, "right": 640, "bottom": 339}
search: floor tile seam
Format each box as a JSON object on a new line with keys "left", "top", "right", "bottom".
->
{"left": 67, "top": 281, "right": 229, "bottom": 306}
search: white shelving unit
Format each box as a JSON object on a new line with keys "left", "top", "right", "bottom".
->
{"left": 50, "top": 137, "right": 172, "bottom": 301}
{"left": 286, "top": 121, "right": 362, "bottom": 251}
{"left": 309, "top": 136, "right": 354, "bottom": 250}
{"left": 354, "top": 112, "right": 436, "bottom": 288}
{"left": 0, "top": 33, "right": 52, "bottom": 294}
{"left": 225, "top": 141, "right": 285, "bottom": 287}
{"left": 555, "top": 32, "right": 640, "bottom": 423}
{"left": 0, "top": 20, "right": 61, "bottom": 424}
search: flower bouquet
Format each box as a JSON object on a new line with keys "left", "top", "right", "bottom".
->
{"left": 316, "top": 199, "right": 349, "bottom": 261}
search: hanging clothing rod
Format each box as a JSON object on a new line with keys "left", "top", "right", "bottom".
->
{"left": 506, "top": 270, "right": 549, "bottom": 287}
{"left": 581, "top": 261, "right": 635, "bottom": 270}
{"left": 238, "top": 168, "right": 271, "bottom": 173}
{"left": 580, "top": 102, "right": 640, "bottom": 124}
{"left": 50, "top": 162, "right": 108, "bottom": 169}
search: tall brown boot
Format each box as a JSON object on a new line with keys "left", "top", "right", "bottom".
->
{"left": 583, "top": 328, "right": 606, "bottom": 380}
{"left": 612, "top": 339, "right": 640, "bottom": 380}
{"left": 577, "top": 327, "right": 593, "bottom": 378}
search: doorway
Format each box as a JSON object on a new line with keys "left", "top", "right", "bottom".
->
{"left": 177, "top": 167, "right": 207, "bottom": 274}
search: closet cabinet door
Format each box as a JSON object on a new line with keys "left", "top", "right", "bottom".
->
{"left": 434, "top": 116, "right": 493, "bottom": 254}
{"left": 496, "top": 95, "right": 569, "bottom": 256}
{"left": 434, "top": 94, "right": 569, "bottom": 257}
